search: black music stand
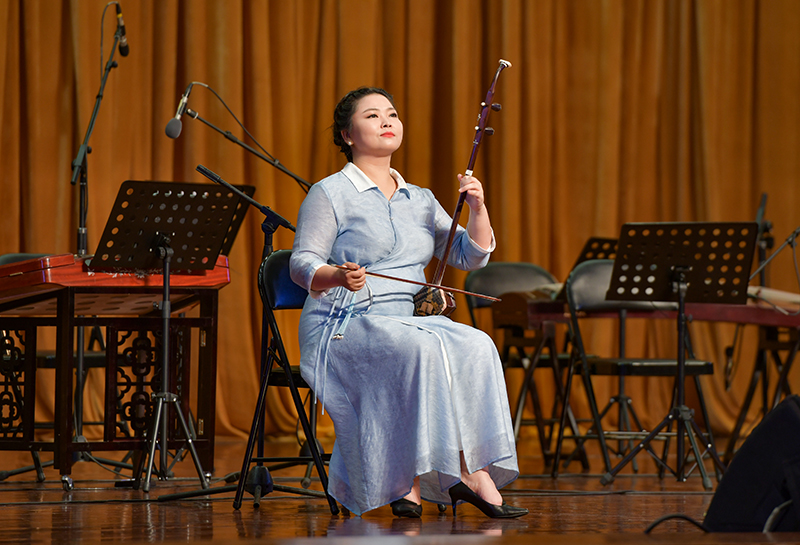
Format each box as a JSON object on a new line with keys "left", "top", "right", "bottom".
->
{"left": 554, "top": 237, "right": 618, "bottom": 301}
{"left": 91, "top": 180, "right": 248, "bottom": 492}
{"left": 219, "top": 184, "right": 256, "bottom": 257}
{"left": 599, "top": 222, "right": 757, "bottom": 489}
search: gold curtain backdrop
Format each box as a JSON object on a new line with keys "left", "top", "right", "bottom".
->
{"left": 2, "top": 0, "right": 799, "bottom": 444}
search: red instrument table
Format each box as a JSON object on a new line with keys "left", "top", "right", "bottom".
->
{"left": 492, "top": 291, "right": 800, "bottom": 329}
{"left": 0, "top": 254, "right": 230, "bottom": 480}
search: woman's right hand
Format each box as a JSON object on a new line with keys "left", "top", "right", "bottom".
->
{"left": 338, "top": 262, "right": 366, "bottom": 291}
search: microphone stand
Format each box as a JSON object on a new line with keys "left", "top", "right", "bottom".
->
{"left": 726, "top": 197, "right": 772, "bottom": 390}
{"left": 156, "top": 165, "right": 305, "bottom": 504}
{"left": 194, "top": 165, "right": 295, "bottom": 260}
{"left": 64, "top": 27, "right": 127, "bottom": 480}
{"left": 748, "top": 226, "right": 800, "bottom": 283}
{"left": 71, "top": 31, "right": 122, "bottom": 251}
{"left": 184, "top": 108, "right": 312, "bottom": 193}
{"left": 755, "top": 193, "right": 774, "bottom": 287}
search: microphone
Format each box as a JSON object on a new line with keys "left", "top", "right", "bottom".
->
{"left": 165, "top": 83, "right": 195, "bottom": 139}
{"left": 115, "top": 3, "right": 129, "bottom": 57}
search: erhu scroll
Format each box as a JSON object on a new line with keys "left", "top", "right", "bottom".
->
{"left": 414, "top": 59, "right": 512, "bottom": 317}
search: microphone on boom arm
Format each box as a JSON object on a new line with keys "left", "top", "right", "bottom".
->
{"left": 165, "top": 82, "right": 312, "bottom": 192}
{"left": 165, "top": 83, "right": 196, "bottom": 139}
{"left": 115, "top": 3, "right": 129, "bottom": 57}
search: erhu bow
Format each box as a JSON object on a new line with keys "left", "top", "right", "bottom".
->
{"left": 333, "top": 265, "right": 501, "bottom": 303}
{"left": 413, "top": 59, "right": 512, "bottom": 316}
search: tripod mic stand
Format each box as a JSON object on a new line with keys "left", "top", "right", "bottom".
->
{"left": 138, "top": 232, "right": 209, "bottom": 492}
{"left": 599, "top": 222, "right": 758, "bottom": 489}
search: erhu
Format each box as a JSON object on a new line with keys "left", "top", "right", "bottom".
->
{"left": 413, "top": 59, "right": 512, "bottom": 317}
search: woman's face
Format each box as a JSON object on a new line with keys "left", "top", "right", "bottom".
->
{"left": 343, "top": 93, "right": 403, "bottom": 160}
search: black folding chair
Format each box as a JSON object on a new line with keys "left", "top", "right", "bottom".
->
{"left": 553, "top": 259, "right": 715, "bottom": 477}
{"left": 233, "top": 249, "right": 339, "bottom": 514}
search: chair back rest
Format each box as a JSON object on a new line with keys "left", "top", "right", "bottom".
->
{"left": 566, "top": 259, "right": 678, "bottom": 312}
{"left": 465, "top": 261, "right": 558, "bottom": 326}
{"left": 566, "top": 260, "right": 615, "bottom": 312}
{"left": 258, "top": 249, "right": 308, "bottom": 311}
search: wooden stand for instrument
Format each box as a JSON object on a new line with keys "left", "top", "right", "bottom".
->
{"left": 91, "top": 180, "right": 246, "bottom": 491}
{"left": 600, "top": 222, "right": 757, "bottom": 489}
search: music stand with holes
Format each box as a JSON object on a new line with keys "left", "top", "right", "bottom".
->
{"left": 219, "top": 184, "right": 256, "bottom": 256}
{"left": 90, "top": 180, "right": 249, "bottom": 491}
{"left": 599, "top": 221, "right": 757, "bottom": 489}
{"left": 554, "top": 237, "right": 618, "bottom": 301}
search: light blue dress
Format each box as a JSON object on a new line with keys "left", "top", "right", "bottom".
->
{"left": 289, "top": 162, "right": 518, "bottom": 516}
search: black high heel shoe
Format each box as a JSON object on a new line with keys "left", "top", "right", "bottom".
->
{"left": 448, "top": 482, "right": 528, "bottom": 518}
{"left": 390, "top": 498, "right": 422, "bottom": 518}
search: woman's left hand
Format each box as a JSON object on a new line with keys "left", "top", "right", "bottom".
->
{"left": 457, "top": 174, "right": 486, "bottom": 212}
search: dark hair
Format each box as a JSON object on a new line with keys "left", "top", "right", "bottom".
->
{"left": 333, "top": 87, "right": 395, "bottom": 162}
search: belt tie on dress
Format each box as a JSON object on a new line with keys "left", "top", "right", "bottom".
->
{"left": 316, "top": 283, "right": 373, "bottom": 414}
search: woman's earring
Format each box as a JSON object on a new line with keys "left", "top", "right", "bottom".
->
{"left": 348, "top": 141, "right": 353, "bottom": 145}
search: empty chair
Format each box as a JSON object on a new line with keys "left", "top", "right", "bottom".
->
{"left": 553, "top": 259, "right": 715, "bottom": 477}
{"left": 464, "top": 262, "right": 586, "bottom": 469}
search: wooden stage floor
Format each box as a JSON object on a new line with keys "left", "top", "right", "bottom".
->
{"left": 0, "top": 436, "right": 795, "bottom": 544}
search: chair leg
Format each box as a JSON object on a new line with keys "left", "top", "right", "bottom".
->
{"left": 301, "top": 398, "right": 321, "bottom": 489}
{"left": 553, "top": 346, "right": 608, "bottom": 477}
{"left": 522, "top": 368, "right": 550, "bottom": 458}
{"left": 551, "top": 352, "right": 575, "bottom": 479}
{"left": 512, "top": 337, "right": 551, "bottom": 460}
{"left": 234, "top": 334, "right": 339, "bottom": 515}
{"left": 692, "top": 374, "right": 724, "bottom": 481}
{"left": 514, "top": 326, "right": 589, "bottom": 471}
{"left": 547, "top": 341, "right": 589, "bottom": 470}
{"left": 559, "top": 372, "right": 613, "bottom": 474}
{"left": 578, "top": 360, "right": 613, "bottom": 473}
{"left": 233, "top": 343, "right": 275, "bottom": 510}
{"left": 279, "top": 357, "right": 339, "bottom": 515}
{"left": 723, "top": 350, "right": 765, "bottom": 464}
{"left": 512, "top": 351, "right": 533, "bottom": 439}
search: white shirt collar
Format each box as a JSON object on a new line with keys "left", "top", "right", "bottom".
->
{"left": 342, "top": 162, "right": 408, "bottom": 194}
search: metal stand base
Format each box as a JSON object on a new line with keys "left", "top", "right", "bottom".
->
{"left": 137, "top": 392, "right": 209, "bottom": 493}
{"left": 600, "top": 405, "right": 724, "bottom": 490}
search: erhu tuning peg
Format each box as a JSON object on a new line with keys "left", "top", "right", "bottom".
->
{"left": 491, "top": 103, "right": 502, "bottom": 111}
